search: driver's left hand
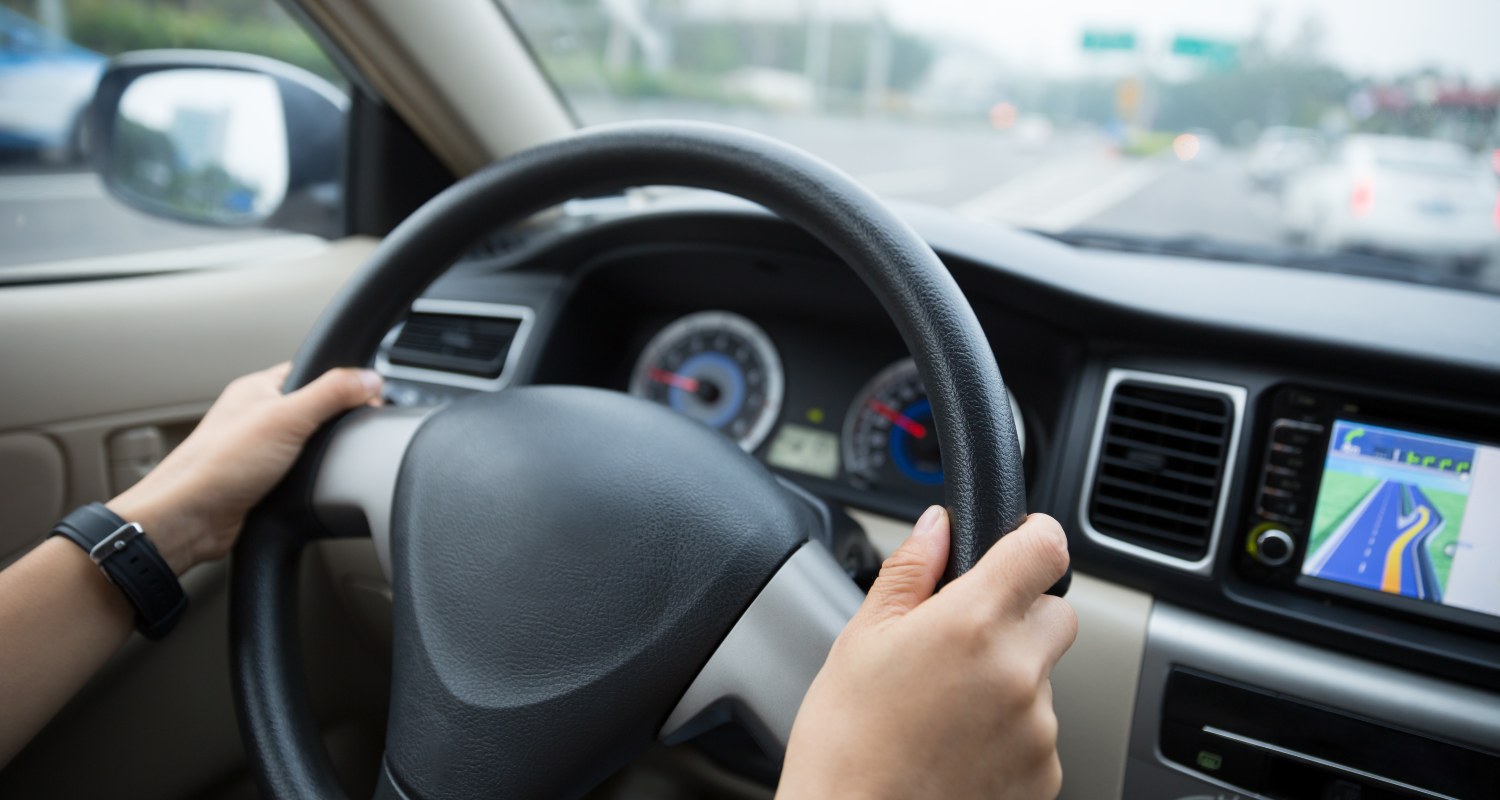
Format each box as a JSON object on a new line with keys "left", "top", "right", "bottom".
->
{"left": 107, "top": 362, "right": 383, "bottom": 576}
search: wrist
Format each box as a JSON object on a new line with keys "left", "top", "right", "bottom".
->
{"left": 106, "top": 489, "right": 195, "bottom": 577}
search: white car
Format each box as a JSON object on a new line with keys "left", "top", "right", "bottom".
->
{"left": 1246, "top": 126, "right": 1322, "bottom": 191}
{"left": 1282, "top": 134, "right": 1500, "bottom": 265}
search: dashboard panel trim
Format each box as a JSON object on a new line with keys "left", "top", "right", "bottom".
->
{"left": 1077, "top": 368, "right": 1248, "bottom": 577}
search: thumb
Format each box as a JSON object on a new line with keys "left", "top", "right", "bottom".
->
{"left": 856, "top": 505, "right": 950, "bottom": 624}
{"left": 278, "top": 367, "right": 383, "bottom": 434}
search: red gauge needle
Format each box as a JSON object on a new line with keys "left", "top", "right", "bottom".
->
{"left": 868, "top": 399, "right": 927, "bottom": 438}
{"left": 648, "top": 367, "right": 701, "bottom": 393}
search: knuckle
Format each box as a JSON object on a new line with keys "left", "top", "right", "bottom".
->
{"left": 990, "top": 661, "right": 1035, "bottom": 711}
{"left": 224, "top": 374, "right": 254, "bottom": 395}
{"left": 876, "top": 545, "right": 928, "bottom": 587}
{"left": 1054, "top": 599, "right": 1080, "bottom": 646}
{"left": 1034, "top": 703, "right": 1059, "bottom": 752}
{"left": 1025, "top": 519, "right": 1071, "bottom": 578}
{"left": 330, "top": 368, "right": 366, "bottom": 400}
{"left": 1040, "top": 752, "right": 1064, "bottom": 797}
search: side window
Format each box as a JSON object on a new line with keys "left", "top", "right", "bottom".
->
{"left": 0, "top": 0, "right": 343, "bottom": 270}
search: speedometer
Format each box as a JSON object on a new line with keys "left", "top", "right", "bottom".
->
{"left": 843, "top": 358, "right": 1024, "bottom": 494}
{"left": 628, "top": 311, "right": 785, "bottom": 452}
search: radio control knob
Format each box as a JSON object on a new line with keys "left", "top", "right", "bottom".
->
{"left": 1254, "top": 528, "right": 1295, "bottom": 567}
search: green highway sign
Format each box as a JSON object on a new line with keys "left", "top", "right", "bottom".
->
{"left": 1171, "top": 35, "right": 1238, "bottom": 66}
{"left": 1082, "top": 30, "right": 1137, "bottom": 52}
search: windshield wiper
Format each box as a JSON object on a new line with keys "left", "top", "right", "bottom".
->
{"left": 1043, "top": 228, "right": 1469, "bottom": 288}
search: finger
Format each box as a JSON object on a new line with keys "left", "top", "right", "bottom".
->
{"left": 855, "top": 505, "right": 950, "bottom": 624}
{"left": 252, "top": 362, "right": 294, "bottom": 395}
{"left": 964, "top": 513, "right": 1070, "bottom": 619}
{"left": 1021, "top": 595, "right": 1078, "bottom": 669}
{"left": 278, "top": 367, "right": 383, "bottom": 431}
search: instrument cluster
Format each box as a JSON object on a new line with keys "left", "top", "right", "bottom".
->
{"left": 628, "top": 310, "right": 1026, "bottom": 510}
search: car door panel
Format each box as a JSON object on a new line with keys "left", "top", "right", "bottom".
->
{"left": 0, "top": 237, "right": 383, "bottom": 800}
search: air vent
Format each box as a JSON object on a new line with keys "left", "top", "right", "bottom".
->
{"left": 377, "top": 300, "right": 534, "bottom": 391}
{"left": 388, "top": 314, "right": 519, "bottom": 378}
{"left": 1083, "top": 371, "right": 1244, "bottom": 571}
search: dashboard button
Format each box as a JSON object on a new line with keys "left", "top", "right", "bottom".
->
{"left": 1258, "top": 493, "right": 1305, "bottom": 521}
{"left": 1265, "top": 472, "right": 1307, "bottom": 495}
{"left": 1254, "top": 528, "right": 1295, "bottom": 567}
{"left": 1268, "top": 448, "right": 1309, "bottom": 471}
{"left": 1273, "top": 428, "right": 1319, "bottom": 449}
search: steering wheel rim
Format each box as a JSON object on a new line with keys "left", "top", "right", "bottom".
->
{"left": 231, "top": 121, "right": 1027, "bottom": 799}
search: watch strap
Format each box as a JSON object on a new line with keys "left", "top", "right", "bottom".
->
{"left": 51, "top": 502, "right": 189, "bottom": 640}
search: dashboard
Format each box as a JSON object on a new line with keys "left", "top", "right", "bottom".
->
{"left": 371, "top": 197, "right": 1500, "bottom": 797}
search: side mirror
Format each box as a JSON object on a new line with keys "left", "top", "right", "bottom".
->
{"left": 89, "top": 50, "right": 346, "bottom": 237}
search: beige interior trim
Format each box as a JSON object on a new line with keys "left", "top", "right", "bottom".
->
{"left": 1050, "top": 573, "right": 1150, "bottom": 800}
{"left": 296, "top": 0, "right": 574, "bottom": 175}
{"left": 0, "top": 237, "right": 376, "bottom": 431}
{"left": 847, "top": 508, "right": 1150, "bottom": 800}
{"left": 0, "top": 433, "right": 66, "bottom": 561}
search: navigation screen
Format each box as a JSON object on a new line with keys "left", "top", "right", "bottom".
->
{"left": 1302, "top": 421, "right": 1500, "bottom": 619}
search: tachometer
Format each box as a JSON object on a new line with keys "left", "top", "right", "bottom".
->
{"left": 843, "top": 358, "right": 1024, "bottom": 493}
{"left": 628, "top": 311, "right": 784, "bottom": 452}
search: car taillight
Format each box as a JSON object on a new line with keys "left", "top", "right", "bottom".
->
{"left": 1350, "top": 179, "right": 1374, "bottom": 216}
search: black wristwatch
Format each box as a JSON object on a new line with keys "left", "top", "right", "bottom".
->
{"left": 50, "top": 503, "right": 189, "bottom": 640}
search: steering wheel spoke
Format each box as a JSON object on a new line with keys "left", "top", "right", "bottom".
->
{"left": 660, "top": 540, "right": 863, "bottom": 755}
{"left": 310, "top": 405, "right": 434, "bottom": 573}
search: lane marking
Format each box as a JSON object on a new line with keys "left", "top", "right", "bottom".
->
{"left": 1381, "top": 504, "right": 1431, "bottom": 593}
{"left": 1030, "top": 158, "right": 1169, "bottom": 230}
{"left": 955, "top": 151, "right": 1169, "bottom": 232}
{"left": 1304, "top": 479, "right": 1388, "bottom": 574}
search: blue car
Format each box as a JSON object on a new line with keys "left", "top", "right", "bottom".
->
{"left": 0, "top": 6, "right": 105, "bottom": 163}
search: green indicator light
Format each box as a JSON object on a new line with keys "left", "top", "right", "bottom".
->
{"left": 806, "top": 407, "right": 825, "bottom": 424}
{"left": 1196, "top": 751, "right": 1223, "bottom": 771}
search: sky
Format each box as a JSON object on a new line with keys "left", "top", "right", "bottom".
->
{"left": 881, "top": 0, "right": 1500, "bottom": 82}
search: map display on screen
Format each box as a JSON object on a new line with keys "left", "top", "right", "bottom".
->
{"left": 1302, "top": 421, "right": 1500, "bottom": 619}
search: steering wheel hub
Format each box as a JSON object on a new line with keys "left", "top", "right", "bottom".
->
{"left": 384, "top": 386, "right": 808, "bottom": 794}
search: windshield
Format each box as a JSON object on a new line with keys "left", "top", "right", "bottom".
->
{"left": 500, "top": 0, "right": 1500, "bottom": 294}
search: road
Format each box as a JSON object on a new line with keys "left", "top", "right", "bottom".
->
{"left": 1307, "top": 479, "right": 1447, "bottom": 600}
{"left": 3, "top": 112, "right": 1496, "bottom": 293}
{"left": 0, "top": 170, "right": 271, "bottom": 268}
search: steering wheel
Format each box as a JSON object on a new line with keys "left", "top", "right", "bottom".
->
{"left": 231, "top": 121, "right": 1029, "bottom": 799}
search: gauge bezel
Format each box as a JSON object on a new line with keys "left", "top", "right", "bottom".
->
{"left": 842, "top": 357, "right": 1025, "bottom": 486}
{"left": 628, "top": 310, "right": 786, "bottom": 453}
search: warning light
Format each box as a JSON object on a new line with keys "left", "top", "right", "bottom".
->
{"left": 806, "top": 407, "right": 826, "bottom": 424}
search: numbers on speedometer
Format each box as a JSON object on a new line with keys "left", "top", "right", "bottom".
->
{"left": 628, "top": 311, "right": 785, "bottom": 452}
{"left": 843, "top": 358, "right": 1024, "bottom": 493}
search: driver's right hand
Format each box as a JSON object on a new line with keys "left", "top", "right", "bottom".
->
{"left": 778, "top": 507, "right": 1077, "bottom": 799}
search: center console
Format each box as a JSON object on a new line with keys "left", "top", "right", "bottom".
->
{"left": 1106, "top": 377, "right": 1500, "bottom": 799}
{"left": 1236, "top": 385, "right": 1500, "bottom": 636}
{"left": 1127, "top": 604, "right": 1500, "bottom": 800}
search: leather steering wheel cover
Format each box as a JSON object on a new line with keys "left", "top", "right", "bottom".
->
{"left": 233, "top": 121, "right": 1026, "bottom": 799}
{"left": 285, "top": 120, "right": 1026, "bottom": 568}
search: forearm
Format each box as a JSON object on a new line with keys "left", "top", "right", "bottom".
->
{"left": 0, "top": 537, "right": 135, "bottom": 767}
